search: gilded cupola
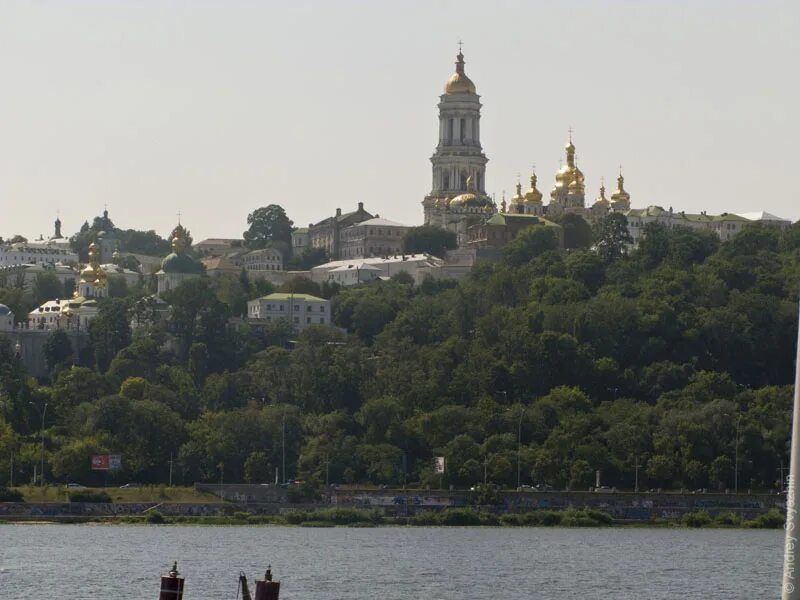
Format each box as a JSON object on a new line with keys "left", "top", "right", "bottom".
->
{"left": 78, "top": 242, "right": 107, "bottom": 291}
{"left": 610, "top": 169, "right": 631, "bottom": 206}
{"left": 552, "top": 132, "right": 585, "bottom": 194}
{"left": 524, "top": 170, "right": 543, "bottom": 204}
{"left": 444, "top": 50, "right": 477, "bottom": 95}
{"left": 511, "top": 180, "right": 525, "bottom": 205}
{"left": 594, "top": 178, "right": 610, "bottom": 206}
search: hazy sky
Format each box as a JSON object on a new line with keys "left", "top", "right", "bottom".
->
{"left": 1, "top": 1, "right": 797, "bottom": 242}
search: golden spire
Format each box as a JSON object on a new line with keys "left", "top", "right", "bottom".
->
{"left": 595, "top": 177, "right": 610, "bottom": 205}
{"left": 512, "top": 177, "right": 524, "bottom": 202}
{"left": 565, "top": 128, "right": 576, "bottom": 166}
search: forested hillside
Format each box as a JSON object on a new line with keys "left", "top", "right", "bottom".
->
{"left": 1, "top": 218, "right": 799, "bottom": 492}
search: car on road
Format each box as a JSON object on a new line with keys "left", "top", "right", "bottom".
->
{"left": 65, "top": 483, "right": 86, "bottom": 489}
{"left": 119, "top": 483, "right": 141, "bottom": 489}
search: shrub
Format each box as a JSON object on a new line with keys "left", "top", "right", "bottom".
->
{"left": 0, "top": 486, "right": 23, "bottom": 502}
{"left": 410, "top": 511, "right": 439, "bottom": 526}
{"left": 146, "top": 510, "right": 165, "bottom": 524}
{"left": 317, "top": 508, "right": 371, "bottom": 525}
{"left": 524, "top": 510, "right": 563, "bottom": 526}
{"left": 747, "top": 509, "right": 784, "bottom": 529}
{"left": 69, "top": 491, "right": 112, "bottom": 503}
{"left": 233, "top": 511, "right": 251, "bottom": 522}
{"left": 438, "top": 508, "right": 482, "bottom": 526}
{"left": 299, "top": 520, "right": 334, "bottom": 527}
{"left": 500, "top": 514, "right": 523, "bottom": 526}
{"left": 561, "top": 508, "right": 599, "bottom": 527}
{"left": 478, "top": 512, "right": 500, "bottom": 526}
{"left": 582, "top": 509, "right": 613, "bottom": 526}
{"left": 682, "top": 510, "right": 712, "bottom": 528}
{"left": 284, "top": 511, "right": 309, "bottom": 525}
{"left": 714, "top": 512, "right": 741, "bottom": 527}
{"left": 368, "top": 508, "right": 385, "bottom": 525}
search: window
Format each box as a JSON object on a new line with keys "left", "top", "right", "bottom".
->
{"left": 306, "top": 305, "right": 312, "bottom": 312}
{"left": 460, "top": 118, "right": 466, "bottom": 143}
{"left": 293, "top": 316, "right": 299, "bottom": 324}
{"left": 307, "top": 317, "right": 311, "bottom": 323}
{"left": 319, "top": 317, "right": 325, "bottom": 324}
{"left": 279, "top": 305, "right": 284, "bottom": 311}
{"left": 320, "top": 306, "right": 325, "bottom": 312}
{"left": 447, "top": 118, "right": 454, "bottom": 142}
{"left": 294, "top": 305, "right": 299, "bottom": 311}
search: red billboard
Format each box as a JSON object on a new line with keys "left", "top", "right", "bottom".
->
{"left": 91, "top": 455, "right": 109, "bottom": 470}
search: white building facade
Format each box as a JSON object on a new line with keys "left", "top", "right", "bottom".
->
{"left": 247, "top": 293, "right": 330, "bottom": 331}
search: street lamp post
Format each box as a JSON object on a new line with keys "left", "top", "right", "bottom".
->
{"left": 281, "top": 406, "right": 287, "bottom": 485}
{"left": 724, "top": 412, "right": 743, "bottom": 493}
{"left": 28, "top": 401, "right": 47, "bottom": 487}
{"left": 734, "top": 414, "right": 742, "bottom": 494}
{"left": 516, "top": 407, "right": 526, "bottom": 490}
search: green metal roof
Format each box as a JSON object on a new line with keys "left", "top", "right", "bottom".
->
{"left": 258, "top": 293, "right": 325, "bottom": 302}
{"left": 488, "top": 213, "right": 560, "bottom": 227}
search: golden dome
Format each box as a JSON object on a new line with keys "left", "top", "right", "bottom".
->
{"left": 525, "top": 172, "right": 543, "bottom": 203}
{"left": 448, "top": 192, "right": 494, "bottom": 209}
{"left": 444, "top": 52, "right": 476, "bottom": 95}
{"left": 511, "top": 181, "right": 524, "bottom": 204}
{"left": 611, "top": 172, "right": 631, "bottom": 204}
{"left": 79, "top": 242, "right": 107, "bottom": 290}
{"left": 552, "top": 133, "right": 584, "bottom": 193}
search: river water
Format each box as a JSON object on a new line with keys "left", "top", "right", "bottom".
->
{"left": 0, "top": 524, "right": 783, "bottom": 599}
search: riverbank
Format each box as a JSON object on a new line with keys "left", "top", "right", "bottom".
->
{"left": 0, "top": 506, "right": 785, "bottom": 529}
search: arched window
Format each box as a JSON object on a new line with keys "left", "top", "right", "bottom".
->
{"left": 460, "top": 118, "right": 466, "bottom": 143}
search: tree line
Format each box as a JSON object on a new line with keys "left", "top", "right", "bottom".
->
{"left": 1, "top": 214, "right": 799, "bottom": 493}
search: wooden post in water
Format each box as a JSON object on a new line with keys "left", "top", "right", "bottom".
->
{"left": 782, "top": 302, "right": 800, "bottom": 600}
{"left": 254, "top": 565, "right": 280, "bottom": 600}
{"left": 159, "top": 562, "right": 185, "bottom": 600}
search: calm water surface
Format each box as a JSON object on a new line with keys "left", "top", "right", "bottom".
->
{"left": 0, "top": 525, "right": 783, "bottom": 599}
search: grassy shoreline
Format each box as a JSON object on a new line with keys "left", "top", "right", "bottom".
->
{"left": 0, "top": 507, "right": 785, "bottom": 530}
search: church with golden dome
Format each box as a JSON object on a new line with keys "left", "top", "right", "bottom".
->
{"left": 423, "top": 48, "right": 633, "bottom": 246}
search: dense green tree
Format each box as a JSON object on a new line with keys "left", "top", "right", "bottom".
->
{"left": 556, "top": 213, "right": 593, "bottom": 250}
{"left": 243, "top": 205, "right": 293, "bottom": 248}
{"left": 89, "top": 298, "right": 132, "bottom": 372}
{"left": 32, "top": 272, "right": 63, "bottom": 305}
{"left": 287, "top": 247, "right": 329, "bottom": 270}
{"left": 594, "top": 213, "right": 633, "bottom": 262}
{"left": 402, "top": 225, "right": 457, "bottom": 258}
{"left": 502, "top": 227, "right": 559, "bottom": 267}
{"left": 43, "top": 329, "right": 73, "bottom": 374}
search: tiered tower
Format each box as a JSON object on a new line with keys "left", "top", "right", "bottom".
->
{"left": 423, "top": 49, "right": 491, "bottom": 217}
{"left": 423, "top": 47, "right": 494, "bottom": 245}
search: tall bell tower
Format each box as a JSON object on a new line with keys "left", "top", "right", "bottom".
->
{"left": 423, "top": 47, "right": 489, "bottom": 225}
